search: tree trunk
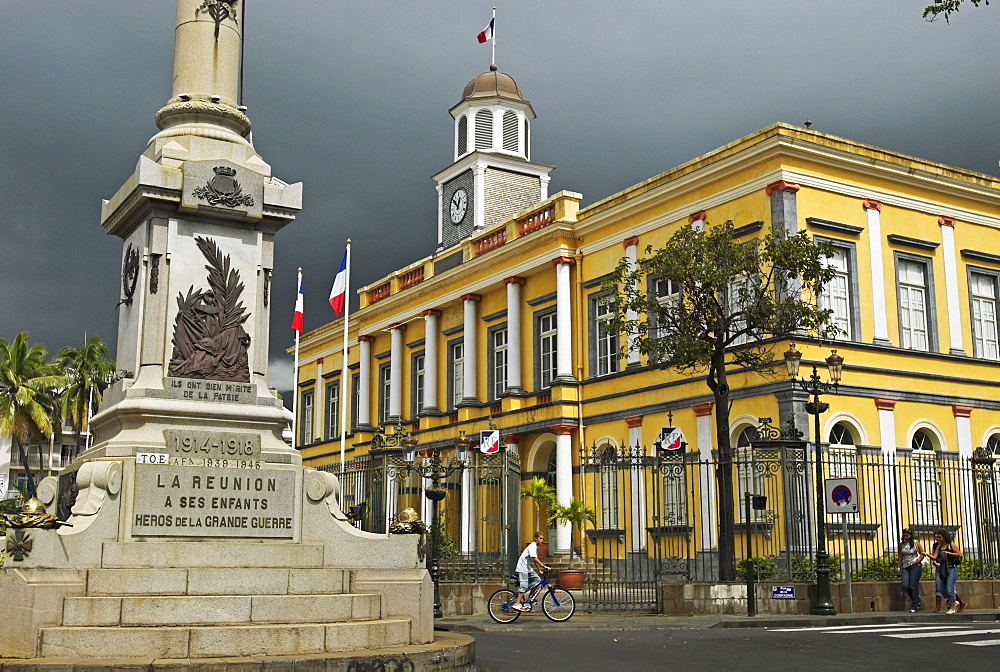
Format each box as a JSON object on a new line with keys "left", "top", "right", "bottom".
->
{"left": 13, "top": 436, "right": 37, "bottom": 498}
{"left": 711, "top": 353, "right": 737, "bottom": 582}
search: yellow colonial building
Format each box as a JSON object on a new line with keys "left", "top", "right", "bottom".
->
{"left": 294, "top": 67, "right": 1000, "bottom": 606}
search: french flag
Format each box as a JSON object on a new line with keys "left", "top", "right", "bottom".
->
{"left": 477, "top": 18, "right": 494, "bottom": 44}
{"left": 291, "top": 270, "right": 304, "bottom": 333}
{"left": 329, "top": 250, "right": 348, "bottom": 316}
{"left": 292, "top": 268, "right": 305, "bottom": 334}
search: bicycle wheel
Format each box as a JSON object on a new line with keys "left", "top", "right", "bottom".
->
{"left": 487, "top": 589, "right": 521, "bottom": 623}
{"left": 541, "top": 588, "right": 575, "bottom": 621}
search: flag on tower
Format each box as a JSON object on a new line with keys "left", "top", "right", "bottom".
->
{"left": 291, "top": 270, "right": 304, "bottom": 332}
{"left": 329, "top": 250, "right": 348, "bottom": 316}
{"left": 477, "top": 17, "right": 494, "bottom": 43}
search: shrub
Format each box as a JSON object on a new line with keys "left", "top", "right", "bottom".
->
{"left": 736, "top": 556, "right": 777, "bottom": 581}
{"left": 791, "top": 554, "right": 844, "bottom": 582}
{"left": 853, "top": 555, "right": 897, "bottom": 581}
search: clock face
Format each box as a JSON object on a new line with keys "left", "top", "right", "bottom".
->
{"left": 450, "top": 188, "right": 468, "bottom": 224}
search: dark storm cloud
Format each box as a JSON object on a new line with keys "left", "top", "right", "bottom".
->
{"left": 2, "top": 1, "right": 998, "bottom": 392}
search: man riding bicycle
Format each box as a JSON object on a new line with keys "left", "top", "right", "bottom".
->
{"left": 512, "top": 531, "right": 551, "bottom": 611}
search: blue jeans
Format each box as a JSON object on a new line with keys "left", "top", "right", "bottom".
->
{"left": 901, "top": 564, "right": 921, "bottom": 608}
{"left": 935, "top": 566, "right": 958, "bottom": 602}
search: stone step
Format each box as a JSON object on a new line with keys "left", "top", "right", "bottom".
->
{"left": 40, "top": 619, "right": 411, "bottom": 659}
{"left": 63, "top": 593, "right": 380, "bottom": 627}
{"left": 86, "top": 567, "right": 348, "bottom": 596}
{"left": 101, "top": 541, "right": 325, "bottom": 568}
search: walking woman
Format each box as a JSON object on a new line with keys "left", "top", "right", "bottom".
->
{"left": 897, "top": 528, "right": 924, "bottom": 612}
{"left": 929, "top": 528, "right": 967, "bottom": 614}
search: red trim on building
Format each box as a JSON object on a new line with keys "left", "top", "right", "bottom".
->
{"left": 551, "top": 256, "right": 576, "bottom": 267}
{"left": 874, "top": 397, "right": 897, "bottom": 411}
{"left": 461, "top": 293, "right": 481, "bottom": 302}
{"left": 623, "top": 236, "right": 639, "bottom": 248}
{"left": 357, "top": 335, "right": 374, "bottom": 343}
{"left": 765, "top": 180, "right": 800, "bottom": 196}
{"left": 625, "top": 415, "right": 643, "bottom": 428}
{"left": 938, "top": 216, "right": 956, "bottom": 228}
{"left": 688, "top": 210, "right": 707, "bottom": 223}
{"left": 551, "top": 424, "right": 576, "bottom": 436}
{"left": 422, "top": 309, "right": 442, "bottom": 318}
{"left": 862, "top": 199, "right": 882, "bottom": 212}
{"left": 952, "top": 404, "right": 974, "bottom": 418}
{"left": 503, "top": 276, "right": 526, "bottom": 286}
{"left": 692, "top": 402, "right": 713, "bottom": 417}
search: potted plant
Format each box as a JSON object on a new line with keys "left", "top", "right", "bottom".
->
{"left": 548, "top": 498, "right": 597, "bottom": 590}
{"left": 520, "top": 477, "right": 556, "bottom": 558}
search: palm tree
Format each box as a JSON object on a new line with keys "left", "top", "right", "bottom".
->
{"left": 520, "top": 476, "right": 557, "bottom": 534}
{"left": 57, "top": 334, "right": 115, "bottom": 457}
{"left": 0, "top": 332, "right": 64, "bottom": 497}
{"left": 548, "top": 498, "right": 597, "bottom": 568}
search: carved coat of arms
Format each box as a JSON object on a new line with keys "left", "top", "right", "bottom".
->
{"left": 193, "top": 166, "right": 255, "bottom": 209}
{"left": 168, "top": 237, "right": 251, "bottom": 382}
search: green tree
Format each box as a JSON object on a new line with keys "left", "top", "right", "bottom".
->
{"left": 0, "top": 332, "right": 64, "bottom": 497}
{"left": 57, "top": 334, "right": 115, "bottom": 457}
{"left": 548, "top": 498, "right": 597, "bottom": 568}
{"left": 923, "top": 0, "right": 989, "bottom": 22}
{"left": 603, "top": 220, "right": 837, "bottom": 581}
{"left": 520, "top": 476, "right": 557, "bottom": 534}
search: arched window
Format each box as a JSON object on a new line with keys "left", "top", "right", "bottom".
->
{"left": 502, "top": 111, "right": 519, "bottom": 152}
{"left": 828, "top": 422, "right": 857, "bottom": 478}
{"left": 987, "top": 433, "right": 1000, "bottom": 455}
{"left": 736, "top": 427, "right": 763, "bottom": 521}
{"left": 475, "top": 109, "right": 493, "bottom": 151}
{"left": 598, "top": 445, "right": 620, "bottom": 529}
{"left": 911, "top": 429, "right": 940, "bottom": 526}
{"left": 457, "top": 116, "right": 468, "bottom": 157}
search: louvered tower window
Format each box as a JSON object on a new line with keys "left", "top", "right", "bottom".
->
{"left": 502, "top": 111, "right": 519, "bottom": 152}
{"left": 457, "top": 116, "right": 468, "bottom": 157}
{"left": 475, "top": 109, "right": 493, "bottom": 150}
{"left": 524, "top": 118, "right": 530, "bottom": 159}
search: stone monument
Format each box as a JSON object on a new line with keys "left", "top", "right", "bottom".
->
{"left": 1, "top": 2, "right": 469, "bottom": 666}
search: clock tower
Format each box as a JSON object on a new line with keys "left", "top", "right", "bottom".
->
{"left": 434, "top": 65, "right": 553, "bottom": 248}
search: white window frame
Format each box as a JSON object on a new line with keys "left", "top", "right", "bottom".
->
{"left": 450, "top": 341, "right": 464, "bottom": 410}
{"left": 537, "top": 311, "right": 558, "bottom": 389}
{"left": 970, "top": 270, "right": 999, "bottom": 360}
{"left": 300, "top": 389, "right": 314, "bottom": 445}
{"left": 325, "top": 380, "right": 340, "bottom": 440}
{"left": 911, "top": 430, "right": 940, "bottom": 526}
{"left": 490, "top": 327, "right": 508, "bottom": 401}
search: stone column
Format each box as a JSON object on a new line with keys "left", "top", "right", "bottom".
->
{"left": 693, "top": 402, "right": 716, "bottom": 552}
{"left": 504, "top": 277, "right": 525, "bottom": 393}
{"left": 623, "top": 237, "right": 640, "bottom": 368}
{"left": 357, "top": 335, "right": 374, "bottom": 429}
{"left": 170, "top": 0, "right": 243, "bottom": 106}
{"left": 422, "top": 310, "right": 441, "bottom": 412}
{"left": 389, "top": 324, "right": 405, "bottom": 421}
{"left": 939, "top": 217, "right": 965, "bottom": 355}
{"left": 864, "top": 199, "right": 892, "bottom": 346}
{"left": 552, "top": 424, "right": 575, "bottom": 554}
{"left": 626, "top": 415, "right": 646, "bottom": 552}
{"left": 766, "top": 181, "right": 800, "bottom": 235}
{"left": 876, "top": 397, "right": 900, "bottom": 552}
{"left": 461, "top": 294, "right": 480, "bottom": 404}
{"left": 553, "top": 256, "right": 575, "bottom": 382}
{"left": 953, "top": 404, "right": 978, "bottom": 552}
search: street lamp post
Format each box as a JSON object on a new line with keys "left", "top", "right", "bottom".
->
{"left": 400, "top": 432, "right": 472, "bottom": 619}
{"left": 784, "top": 343, "right": 844, "bottom": 616}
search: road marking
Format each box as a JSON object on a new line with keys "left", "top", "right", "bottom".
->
{"left": 770, "top": 623, "right": 961, "bottom": 632}
{"left": 826, "top": 626, "right": 964, "bottom": 634}
{"left": 885, "top": 629, "right": 1000, "bottom": 639}
{"left": 957, "top": 639, "right": 1000, "bottom": 647}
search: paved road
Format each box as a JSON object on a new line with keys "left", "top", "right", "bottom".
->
{"left": 472, "top": 621, "right": 1000, "bottom": 671}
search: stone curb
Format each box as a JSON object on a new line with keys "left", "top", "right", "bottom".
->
{"left": 0, "top": 632, "right": 475, "bottom": 672}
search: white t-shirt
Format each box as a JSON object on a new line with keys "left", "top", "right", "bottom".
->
{"left": 516, "top": 541, "right": 538, "bottom": 573}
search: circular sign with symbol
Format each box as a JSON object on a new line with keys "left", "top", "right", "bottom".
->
{"left": 825, "top": 477, "right": 859, "bottom": 514}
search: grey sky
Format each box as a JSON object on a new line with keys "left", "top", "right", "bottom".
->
{"left": 2, "top": 1, "right": 998, "bottom": 393}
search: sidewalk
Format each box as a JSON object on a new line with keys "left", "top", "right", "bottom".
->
{"left": 436, "top": 608, "right": 1000, "bottom": 633}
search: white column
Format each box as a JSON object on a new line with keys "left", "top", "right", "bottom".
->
{"left": 357, "top": 336, "right": 373, "bottom": 428}
{"left": 504, "top": 277, "right": 524, "bottom": 392}
{"left": 627, "top": 417, "right": 645, "bottom": 552}
{"left": 473, "top": 162, "right": 486, "bottom": 230}
{"left": 539, "top": 175, "right": 550, "bottom": 200}
{"left": 954, "top": 404, "right": 979, "bottom": 552}
{"left": 940, "top": 217, "right": 965, "bottom": 355}
{"left": 623, "top": 237, "right": 640, "bottom": 367}
{"left": 389, "top": 324, "right": 404, "bottom": 420}
{"left": 461, "top": 458, "right": 474, "bottom": 554}
{"left": 865, "top": 200, "right": 891, "bottom": 345}
{"left": 554, "top": 256, "right": 575, "bottom": 381}
{"left": 462, "top": 294, "right": 480, "bottom": 403}
{"left": 694, "top": 403, "right": 717, "bottom": 552}
{"left": 423, "top": 309, "right": 441, "bottom": 412}
{"left": 435, "top": 184, "right": 444, "bottom": 247}
{"left": 314, "top": 359, "right": 324, "bottom": 442}
{"left": 876, "top": 397, "right": 900, "bottom": 552}
{"left": 553, "top": 425, "right": 574, "bottom": 554}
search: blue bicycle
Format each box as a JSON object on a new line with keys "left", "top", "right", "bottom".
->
{"left": 487, "top": 570, "right": 576, "bottom": 622}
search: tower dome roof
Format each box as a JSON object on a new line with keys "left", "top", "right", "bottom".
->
{"left": 461, "top": 65, "right": 528, "bottom": 104}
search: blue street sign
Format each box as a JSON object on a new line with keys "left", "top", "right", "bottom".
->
{"left": 771, "top": 585, "right": 796, "bottom": 599}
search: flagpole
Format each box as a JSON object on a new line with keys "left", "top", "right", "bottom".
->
{"left": 492, "top": 6, "right": 496, "bottom": 66}
{"left": 291, "top": 268, "right": 302, "bottom": 450}
{"left": 339, "top": 240, "right": 352, "bottom": 476}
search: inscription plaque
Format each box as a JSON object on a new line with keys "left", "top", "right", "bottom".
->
{"left": 164, "top": 377, "right": 256, "bottom": 404}
{"left": 132, "top": 464, "right": 295, "bottom": 538}
{"left": 164, "top": 429, "right": 261, "bottom": 459}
